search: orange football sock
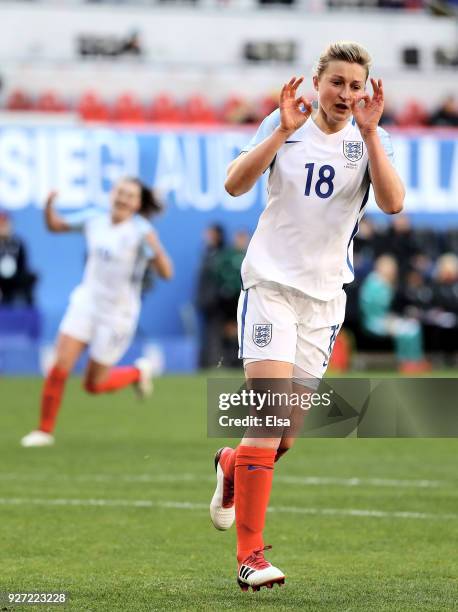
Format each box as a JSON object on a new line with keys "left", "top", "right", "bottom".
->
{"left": 39, "top": 366, "right": 69, "bottom": 433}
{"left": 84, "top": 366, "right": 140, "bottom": 394}
{"left": 234, "top": 445, "right": 276, "bottom": 563}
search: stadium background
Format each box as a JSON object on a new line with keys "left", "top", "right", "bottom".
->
{"left": 0, "top": 2, "right": 457, "bottom": 611}
{"left": 0, "top": 0, "right": 457, "bottom": 374}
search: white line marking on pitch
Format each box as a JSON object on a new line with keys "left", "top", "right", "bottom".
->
{"left": 0, "top": 497, "right": 456, "bottom": 521}
{"left": 0, "top": 473, "right": 447, "bottom": 489}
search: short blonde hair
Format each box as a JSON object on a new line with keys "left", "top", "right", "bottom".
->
{"left": 316, "top": 41, "right": 372, "bottom": 80}
{"left": 435, "top": 253, "right": 458, "bottom": 282}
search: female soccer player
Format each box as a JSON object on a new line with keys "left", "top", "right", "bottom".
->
{"left": 21, "top": 178, "right": 173, "bottom": 447}
{"left": 210, "top": 41, "right": 405, "bottom": 590}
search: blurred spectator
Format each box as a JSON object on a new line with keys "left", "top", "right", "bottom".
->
{"left": 378, "top": 0, "right": 405, "bottom": 9}
{"left": 0, "top": 210, "right": 37, "bottom": 306}
{"left": 359, "top": 255, "right": 430, "bottom": 372}
{"left": 215, "top": 229, "right": 250, "bottom": 317}
{"left": 398, "top": 268, "right": 434, "bottom": 316}
{"left": 214, "top": 229, "right": 251, "bottom": 367}
{"left": 431, "top": 253, "right": 458, "bottom": 322}
{"left": 353, "top": 217, "right": 382, "bottom": 279}
{"left": 379, "top": 101, "right": 396, "bottom": 126}
{"left": 220, "top": 96, "right": 257, "bottom": 124}
{"left": 429, "top": 95, "right": 458, "bottom": 127}
{"left": 378, "top": 215, "right": 420, "bottom": 281}
{"left": 396, "top": 100, "right": 429, "bottom": 127}
{"left": 396, "top": 253, "right": 458, "bottom": 358}
{"left": 196, "top": 223, "right": 226, "bottom": 368}
{"left": 257, "top": 91, "right": 280, "bottom": 121}
{"left": 429, "top": 0, "right": 458, "bottom": 16}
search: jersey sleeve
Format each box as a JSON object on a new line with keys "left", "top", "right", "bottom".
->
{"left": 241, "top": 109, "right": 281, "bottom": 153}
{"left": 62, "top": 207, "right": 101, "bottom": 231}
{"left": 377, "top": 126, "right": 395, "bottom": 164}
{"left": 134, "top": 215, "right": 155, "bottom": 260}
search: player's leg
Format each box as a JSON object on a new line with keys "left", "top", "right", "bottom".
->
{"left": 212, "top": 283, "right": 297, "bottom": 590}
{"left": 287, "top": 289, "right": 347, "bottom": 452}
{"left": 21, "top": 333, "right": 87, "bottom": 447}
{"left": 275, "top": 363, "right": 321, "bottom": 460}
{"left": 211, "top": 284, "right": 296, "bottom": 532}
{"left": 83, "top": 319, "right": 152, "bottom": 397}
{"left": 234, "top": 358, "right": 292, "bottom": 590}
{"left": 238, "top": 291, "right": 345, "bottom": 583}
{"left": 83, "top": 359, "right": 141, "bottom": 394}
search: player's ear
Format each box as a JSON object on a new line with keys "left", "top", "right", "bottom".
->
{"left": 312, "top": 75, "right": 319, "bottom": 92}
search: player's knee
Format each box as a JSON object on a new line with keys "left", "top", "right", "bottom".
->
{"left": 48, "top": 365, "right": 69, "bottom": 383}
{"left": 83, "top": 378, "right": 99, "bottom": 394}
{"left": 53, "top": 357, "right": 73, "bottom": 375}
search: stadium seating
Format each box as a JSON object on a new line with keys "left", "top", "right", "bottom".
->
{"left": 6, "top": 89, "right": 33, "bottom": 111}
{"left": 77, "top": 91, "right": 110, "bottom": 122}
{"left": 3, "top": 89, "right": 457, "bottom": 126}
{"left": 146, "top": 94, "right": 185, "bottom": 123}
{"left": 35, "top": 91, "right": 68, "bottom": 113}
{"left": 112, "top": 92, "right": 146, "bottom": 123}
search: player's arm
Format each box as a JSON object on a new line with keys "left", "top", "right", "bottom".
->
{"left": 43, "top": 191, "right": 72, "bottom": 232}
{"left": 365, "top": 133, "right": 404, "bottom": 214}
{"left": 352, "top": 78, "right": 405, "bottom": 215}
{"left": 225, "top": 77, "right": 312, "bottom": 197}
{"left": 145, "top": 230, "right": 174, "bottom": 280}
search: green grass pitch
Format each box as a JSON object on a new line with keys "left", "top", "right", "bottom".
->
{"left": 0, "top": 375, "right": 457, "bottom": 611}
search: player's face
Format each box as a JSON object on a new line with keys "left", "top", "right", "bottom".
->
{"left": 314, "top": 61, "right": 367, "bottom": 127}
{"left": 111, "top": 180, "right": 141, "bottom": 222}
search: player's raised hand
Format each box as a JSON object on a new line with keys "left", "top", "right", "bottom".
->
{"left": 279, "top": 77, "right": 313, "bottom": 135}
{"left": 43, "top": 190, "right": 69, "bottom": 232}
{"left": 351, "top": 78, "right": 384, "bottom": 136}
{"left": 45, "top": 190, "right": 58, "bottom": 209}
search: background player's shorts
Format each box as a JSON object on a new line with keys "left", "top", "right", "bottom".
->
{"left": 59, "top": 286, "right": 138, "bottom": 366}
{"left": 237, "top": 281, "right": 346, "bottom": 379}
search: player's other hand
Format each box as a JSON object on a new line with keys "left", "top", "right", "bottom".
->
{"left": 45, "top": 190, "right": 58, "bottom": 208}
{"left": 279, "top": 77, "right": 313, "bottom": 136}
{"left": 351, "top": 78, "right": 384, "bottom": 137}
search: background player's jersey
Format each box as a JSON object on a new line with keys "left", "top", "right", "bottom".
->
{"left": 64, "top": 208, "right": 154, "bottom": 314}
{"left": 240, "top": 109, "right": 394, "bottom": 301}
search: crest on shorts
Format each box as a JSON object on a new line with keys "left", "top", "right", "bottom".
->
{"left": 343, "top": 140, "right": 363, "bottom": 162}
{"left": 253, "top": 324, "right": 272, "bottom": 347}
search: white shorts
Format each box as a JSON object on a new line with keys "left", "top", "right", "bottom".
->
{"left": 59, "top": 287, "right": 138, "bottom": 366}
{"left": 237, "top": 282, "right": 346, "bottom": 379}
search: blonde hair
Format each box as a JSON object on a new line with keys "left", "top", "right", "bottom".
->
{"left": 316, "top": 41, "right": 372, "bottom": 80}
{"left": 435, "top": 253, "right": 458, "bottom": 282}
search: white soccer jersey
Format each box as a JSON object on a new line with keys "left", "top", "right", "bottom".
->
{"left": 65, "top": 208, "right": 154, "bottom": 315}
{"left": 240, "top": 110, "right": 394, "bottom": 301}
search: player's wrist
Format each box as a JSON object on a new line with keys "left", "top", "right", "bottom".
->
{"left": 360, "top": 128, "right": 379, "bottom": 142}
{"left": 275, "top": 126, "right": 296, "bottom": 140}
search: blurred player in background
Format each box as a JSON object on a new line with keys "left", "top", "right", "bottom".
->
{"left": 210, "top": 42, "right": 405, "bottom": 590}
{"left": 21, "top": 178, "right": 173, "bottom": 447}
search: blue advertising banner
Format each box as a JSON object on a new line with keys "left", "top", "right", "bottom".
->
{"left": 0, "top": 125, "right": 457, "bottom": 345}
